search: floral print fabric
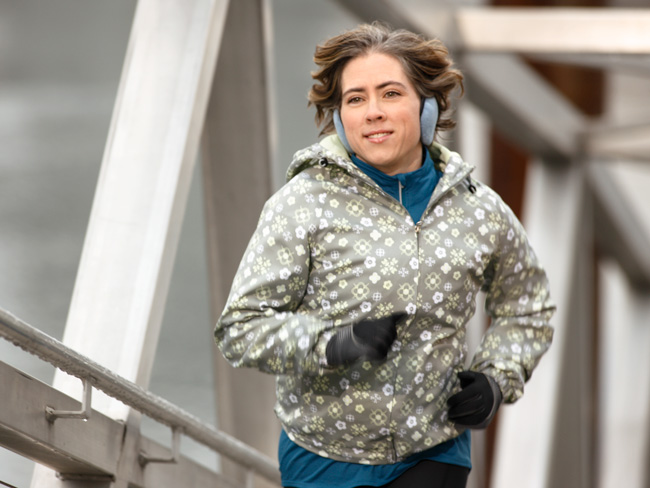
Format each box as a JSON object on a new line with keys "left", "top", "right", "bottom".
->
{"left": 215, "top": 135, "right": 554, "bottom": 464}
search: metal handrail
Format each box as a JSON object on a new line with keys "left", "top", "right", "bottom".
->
{"left": 0, "top": 307, "right": 281, "bottom": 485}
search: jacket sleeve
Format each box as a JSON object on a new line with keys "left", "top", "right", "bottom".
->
{"left": 214, "top": 183, "right": 333, "bottom": 376}
{"left": 470, "top": 196, "right": 555, "bottom": 403}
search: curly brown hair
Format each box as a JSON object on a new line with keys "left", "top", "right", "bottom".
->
{"left": 308, "top": 22, "right": 464, "bottom": 137}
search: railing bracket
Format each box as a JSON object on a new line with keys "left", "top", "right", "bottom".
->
{"left": 56, "top": 472, "right": 115, "bottom": 482}
{"left": 45, "top": 378, "right": 92, "bottom": 423}
{"left": 138, "top": 426, "right": 182, "bottom": 466}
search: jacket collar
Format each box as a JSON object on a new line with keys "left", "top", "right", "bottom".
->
{"left": 287, "top": 134, "right": 475, "bottom": 193}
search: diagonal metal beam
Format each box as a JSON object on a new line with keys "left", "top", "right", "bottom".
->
{"left": 461, "top": 53, "right": 585, "bottom": 164}
{"left": 331, "top": 0, "right": 420, "bottom": 31}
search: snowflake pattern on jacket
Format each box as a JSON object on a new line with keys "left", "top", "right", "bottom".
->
{"left": 215, "top": 135, "right": 555, "bottom": 464}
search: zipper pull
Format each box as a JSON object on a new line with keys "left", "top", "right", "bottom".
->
{"left": 465, "top": 176, "right": 477, "bottom": 194}
{"left": 398, "top": 181, "right": 404, "bottom": 204}
{"left": 415, "top": 222, "right": 422, "bottom": 235}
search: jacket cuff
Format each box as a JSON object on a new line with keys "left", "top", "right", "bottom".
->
{"left": 474, "top": 362, "right": 526, "bottom": 404}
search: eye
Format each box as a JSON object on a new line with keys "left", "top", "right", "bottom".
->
{"left": 384, "top": 90, "right": 400, "bottom": 98}
{"left": 346, "top": 96, "right": 363, "bottom": 104}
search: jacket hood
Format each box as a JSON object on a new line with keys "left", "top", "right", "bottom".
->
{"left": 286, "top": 135, "right": 475, "bottom": 195}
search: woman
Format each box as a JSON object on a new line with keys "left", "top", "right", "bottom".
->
{"left": 215, "top": 23, "right": 555, "bottom": 488}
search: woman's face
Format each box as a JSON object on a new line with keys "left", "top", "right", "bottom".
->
{"left": 339, "top": 52, "right": 422, "bottom": 176}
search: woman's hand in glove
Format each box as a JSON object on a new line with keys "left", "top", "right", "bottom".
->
{"left": 325, "top": 314, "right": 402, "bottom": 367}
{"left": 447, "top": 371, "right": 503, "bottom": 429}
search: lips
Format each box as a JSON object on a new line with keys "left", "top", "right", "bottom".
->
{"left": 365, "top": 130, "right": 393, "bottom": 142}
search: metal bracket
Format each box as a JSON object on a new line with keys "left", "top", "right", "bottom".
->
{"left": 138, "top": 426, "right": 182, "bottom": 466}
{"left": 45, "top": 378, "right": 92, "bottom": 423}
{"left": 245, "top": 469, "right": 255, "bottom": 488}
{"left": 56, "top": 473, "right": 115, "bottom": 482}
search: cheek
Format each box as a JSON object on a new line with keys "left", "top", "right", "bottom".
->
{"left": 341, "top": 111, "right": 360, "bottom": 134}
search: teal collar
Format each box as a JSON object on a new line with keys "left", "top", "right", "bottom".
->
{"left": 351, "top": 147, "right": 442, "bottom": 223}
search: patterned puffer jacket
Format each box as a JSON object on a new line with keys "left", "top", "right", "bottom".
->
{"left": 215, "top": 134, "right": 555, "bottom": 464}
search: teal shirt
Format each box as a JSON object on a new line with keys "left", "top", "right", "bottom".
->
{"left": 350, "top": 147, "right": 442, "bottom": 223}
{"left": 278, "top": 146, "right": 470, "bottom": 488}
{"left": 279, "top": 430, "right": 471, "bottom": 488}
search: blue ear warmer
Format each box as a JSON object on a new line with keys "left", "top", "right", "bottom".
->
{"left": 419, "top": 97, "right": 438, "bottom": 146}
{"left": 333, "top": 97, "right": 439, "bottom": 154}
{"left": 333, "top": 107, "right": 353, "bottom": 153}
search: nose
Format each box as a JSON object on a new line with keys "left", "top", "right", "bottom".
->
{"left": 365, "top": 99, "right": 385, "bottom": 122}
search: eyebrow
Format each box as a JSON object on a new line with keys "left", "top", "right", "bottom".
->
{"left": 341, "top": 80, "right": 408, "bottom": 99}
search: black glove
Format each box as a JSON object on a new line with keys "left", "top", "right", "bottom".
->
{"left": 325, "top": 314, "right": 401, "bottom": 367}
{"left": 447, "top": 371, "right": 503, "bottom": 429}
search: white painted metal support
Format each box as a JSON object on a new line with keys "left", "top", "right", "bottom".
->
{"left": 0, "top": 359, "right": 122, "bottom": 479}
{"left": 585, "top": 123, "right": 650, "bottom": 163}
{"left": 491, "top": 160, "right": 591, "bottom": 488}
{"left": 0, "top": 307, "right": 282, "bottom": 485}
{"left": 201, "top": 1, "right": 280, "bottom": 486}
{"left": 0, "top": 358, "right": 235, "bottom": 486}
{"left": 458, "top": 101, "right": 491, "bottom": 488}
{"left": 246, "top": 470, "right": 255, "bottom": 488}
{"left": 31, "top": 0, "right": 230, "bottom": 485}
{"left": 597, "top": 261, "right": 650, "bottom": 488}
{"left": 45, "top": 379, "right": 92, "bottom": 423}
{"left": 454, "top": 8, "right": 650, "bottom": 55}
{"left": 138, "top": 427, "right": 181, "bottom": 467}
{"left": 588, "top": 160, "right": 650, "bottom": 290}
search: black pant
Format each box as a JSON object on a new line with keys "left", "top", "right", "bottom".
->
{"left": 285, "top": 460, "right": 470, "bottom": 488}
{"left": 368, "top": 460, "right": 470, "bottom": 488}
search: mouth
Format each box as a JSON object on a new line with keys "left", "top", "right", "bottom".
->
{"left": 365, "top": 131, "right": 392, "bottom": 142}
